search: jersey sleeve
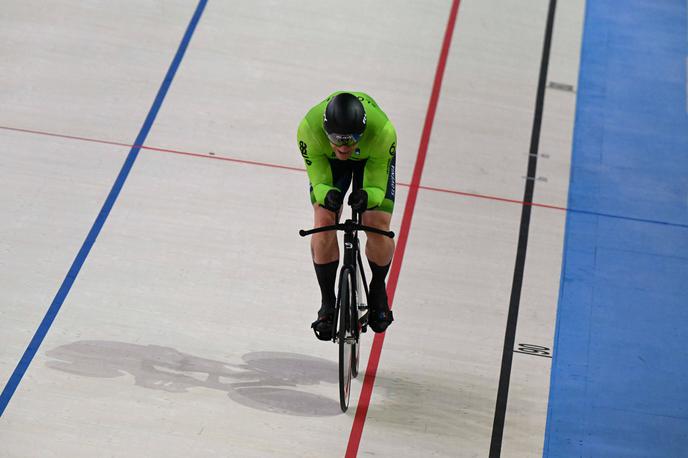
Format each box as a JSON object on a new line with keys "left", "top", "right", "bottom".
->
{"left": 362, "top": 121, "right": 397, "bottom": 209}
{"left": 297, "top": 117, "right": 335, "bottom": 205}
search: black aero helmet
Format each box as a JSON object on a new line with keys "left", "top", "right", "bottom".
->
{"left": 323, "top": 93, "right": 366, "bottom": 146}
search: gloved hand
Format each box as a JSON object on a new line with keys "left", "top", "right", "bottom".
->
{"left": 323, "top": 189, "right": 343, "bottom": 212}
{"left": 348, "top": 189, "right": 368, "bottom": 213}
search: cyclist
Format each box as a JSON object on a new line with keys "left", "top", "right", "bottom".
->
{"left": 297, "top": 91, "right": 396, "bottom": 340}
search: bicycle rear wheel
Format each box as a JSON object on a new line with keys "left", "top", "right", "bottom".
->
{"left": 337, "top": 268, "right": 354, "bottom": 412}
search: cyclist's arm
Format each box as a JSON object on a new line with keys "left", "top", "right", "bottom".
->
{"left": 362, "top": 122, "right": 397, "bottom": 209}
{"left": 297, "top": 118, "right": 336, "bottom": 205}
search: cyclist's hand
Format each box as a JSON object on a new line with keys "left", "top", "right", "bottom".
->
{"left": 348, "top": 189, "right": 368, "bottom": 213}
{"left": 323, "top": 189, "right": 343, "bottom": 212}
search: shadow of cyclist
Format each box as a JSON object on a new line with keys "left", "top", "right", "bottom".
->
{"left": 45, "top": 340, "right": 341, "bottom": 417}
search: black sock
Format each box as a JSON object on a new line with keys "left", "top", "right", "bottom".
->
{"left": 368, "top": 260, "right": 391, "bottom": 294}
{"left": 314, "top": 261, "right": 338, "bottom": 308}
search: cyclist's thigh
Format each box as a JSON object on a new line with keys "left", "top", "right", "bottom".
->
{"left": 313, "top": 202, "right": 338, "bottom": 226}
{"left": 362, "top": 210, "right": 392, "bottom": 230}
{"left": 351, "top": 159, "right": 368, "bottom": 191}
{"left": 309, "top": 159, "right": 356, "bottom": 204}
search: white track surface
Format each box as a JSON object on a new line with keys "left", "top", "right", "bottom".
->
{"left": 0, "top": 1, "right": 584, "bottom": 456}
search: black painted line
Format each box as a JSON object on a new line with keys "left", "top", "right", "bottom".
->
{"left": 489, "top": 0, "right": 558, "bottom": 456}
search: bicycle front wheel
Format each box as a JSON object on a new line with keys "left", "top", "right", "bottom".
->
{"left": 351, "top": 272, "right": 361, "bottom": 379}
{"left": 337, "top": 267, "right": 354, "bottom": 412}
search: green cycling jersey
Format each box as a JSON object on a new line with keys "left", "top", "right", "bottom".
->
{"left": 297, "top": 91, "right": 397, "bottom": 213}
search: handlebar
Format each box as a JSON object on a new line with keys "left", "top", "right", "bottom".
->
{"left": 299, "top": 220, "right": 395, "bottom": 238}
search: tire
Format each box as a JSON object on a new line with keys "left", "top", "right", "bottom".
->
{"left": 351, "top": 271, "right": 361, "bottom": 379}
{"left": 337, "top": 268, "right": 354, "bottom": 412}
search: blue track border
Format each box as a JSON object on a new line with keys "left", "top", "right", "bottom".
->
{"left": 543, "top": 0, "right": 688, "bottom": 455}
{"left": 0, "top": 0, "right": 208, "bottom": 417}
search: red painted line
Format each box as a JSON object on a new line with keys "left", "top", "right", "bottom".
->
{"left": 144, "top": 145, "right": 306, "bottom": 172}
{"left": 0, "top": 125, "right": 305, "bottom": 173}
{"left": 0, "top": 129, "right": 570, "bottom": 212}
{"left": 4, "top": 123, "right": 568, "bottom": 210}
{"left": 0, "top": 125, "right": 569, "bottom": 212}
{"left": 417, "top": 184, "right": 568, "bottom": 211}
{"left": 0, "top": 125, "right": 134, "bottom": 149}
{"left": 344, "top": 0, "right": 462, "bottom": 456}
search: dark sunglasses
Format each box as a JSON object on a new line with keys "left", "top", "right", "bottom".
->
{"left": 326, "top": 132, "right": 362, "bottom": 146}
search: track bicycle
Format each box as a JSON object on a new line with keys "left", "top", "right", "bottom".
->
{"left": 300, "top": 209, "right": 395, "bottom": 412}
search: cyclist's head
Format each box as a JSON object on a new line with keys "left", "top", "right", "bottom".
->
{"left": 323, "top": 93, "right": 366, "bottom": 146}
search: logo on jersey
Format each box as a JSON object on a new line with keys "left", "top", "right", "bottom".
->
{"left": 389, "top": 164, "right": 396, "bottom": 197}
{"left": 299, "top": 141, "right": 311, "bottom": 166}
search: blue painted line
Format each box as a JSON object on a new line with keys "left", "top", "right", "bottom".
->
{"left": 565, "top": 208, "right": 688, "bottom": 230}
{"left": 0, "top": 0, "right": 207, "bottom": 417}
{"left": 544, "top": 0, "right": 688, "bottom": 456}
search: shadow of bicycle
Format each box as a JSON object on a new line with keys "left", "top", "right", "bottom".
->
{"left": 45, "top": 340, "right": 341, "bottom": 417}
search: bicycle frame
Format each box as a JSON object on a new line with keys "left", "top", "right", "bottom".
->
{"left": 342, "top": 213, "right": 370, "bottom": 336}
{"left": 300, "top": 211, "right": 393, "bottom": 341}
{"left": 299, "top": 208, "right": 394, "bottom": 411}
